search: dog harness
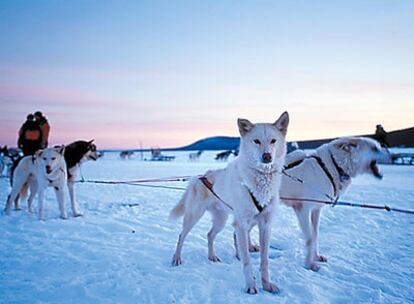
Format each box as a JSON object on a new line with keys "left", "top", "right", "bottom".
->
{"left": 247, "top": 189, "right": 264, "bottom": 212}
{"left": 199, "top": 176, "right": 267, "bottom": 213}
{"left": 198, "top": 176, "right": 234, "bottom": 211}
{"left": 284, "top": 153, "right": 350, "bottom": 198}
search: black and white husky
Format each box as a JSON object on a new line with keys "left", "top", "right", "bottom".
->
{"left": 4, "top": 140, "right": 98, "bottom": 220}
{"left": 64, "top": 140, "right": 99, "bottom": 217}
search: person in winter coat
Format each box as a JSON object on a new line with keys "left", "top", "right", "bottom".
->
{"left": 18, "top": 114, "right": 43, "bottom": 156}
{"left": 374, "top": 124, "right": 390, "bottom": 148}
{"left": 34, "top": 111, "right": 51, "bottom": 148}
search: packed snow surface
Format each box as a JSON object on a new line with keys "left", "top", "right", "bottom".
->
{"left": 1, "top": 150, "right": 413, "bottom": 303}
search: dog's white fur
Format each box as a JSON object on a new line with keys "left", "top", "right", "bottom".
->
{"left": 230, "top": 136, "right": 391, "bottom": 271}
{"left": 276, "top": 136, "right": 391, "bottom": 271}
{"left": 170, "top": 112, "right": 289, "bottom": 294}
{"left": 5, "top": 146, "right": 68, "bottom": 220}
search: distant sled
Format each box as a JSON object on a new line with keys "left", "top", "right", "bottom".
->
{"left": 390, "top": 153, "right": 414, "bottom": 165}
{"left": 149, "top": 148, "right": 175, "bottom": 161}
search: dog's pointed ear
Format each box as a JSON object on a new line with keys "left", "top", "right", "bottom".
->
{"left": 88, "top": 139, "right": 94, "bottom": 145}
{"left": 274, "top": 111, "right": 289, "bottom": 136}
{"left": 336, "top": 139, "right": 359, "bottom": 153}
{"left": 238, "top": 118, "right": 254, "bottom": 137}
{"left": 55, "top": 145, "right": 65, "bottom": 155}
{"left": 35, "top": 149, "right": 43, "bottom": 158}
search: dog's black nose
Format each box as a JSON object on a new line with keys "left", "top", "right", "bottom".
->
{"left": 46, "top": 165, "right": 52, "bottom": 174}
{"left": 262, "top": 153, "right": 272, "bottom": 164}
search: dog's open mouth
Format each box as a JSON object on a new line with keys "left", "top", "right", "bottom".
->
{"left": 89, "top": 155, "right": 98, "bottom": 161}
{"left": 370, "top": 161, "right": 383, "bottom": 179}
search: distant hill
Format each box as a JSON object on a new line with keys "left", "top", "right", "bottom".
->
{"left": 102, "top": 126, "right": 414, "bottom": 153}
{"left": 174, "top": 136, "right": 240, "bottom": 151}
{"left": 172, "top": 126, "right": 414, "bottom": 151}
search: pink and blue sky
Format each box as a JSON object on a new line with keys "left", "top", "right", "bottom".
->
{"left": 1, "top": 1, "right": 413, "bottom": 149}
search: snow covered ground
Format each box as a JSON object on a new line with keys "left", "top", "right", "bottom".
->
{"left": 1, "top": 150, "right": 413, "bottom": 304}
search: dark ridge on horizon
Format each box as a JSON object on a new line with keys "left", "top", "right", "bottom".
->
{"left": 100, "top": 126, "right": 414, "bottom": 152}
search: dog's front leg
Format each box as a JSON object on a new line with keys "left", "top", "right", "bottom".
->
{"left": 258, "top": 217, "right": 279, "bottom": 293}
{"left": 38, "top": 187, "right": 46, "bottom": 220}
{"left": 54, "top": 185, "right": 67, "bottom": 219}
{"left": 235, "top": 222, "right": 257, "bottom": 294}
{"left": 68, "top": 181, "right": 82, "bottom": 217}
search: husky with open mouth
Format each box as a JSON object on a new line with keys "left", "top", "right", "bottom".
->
{"left": 272, "top": 136, "right": 392, "bottom": 271}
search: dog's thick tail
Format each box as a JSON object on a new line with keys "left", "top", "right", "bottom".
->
{"left": 169, "top": 198, "right": 186, "bottom": 221}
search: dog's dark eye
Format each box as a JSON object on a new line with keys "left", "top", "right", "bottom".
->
{"left": 253, "top": 139, "right": 261, "bottom": 145}
{"left": 270, "top": 138, "right": 277, "bottom": 144}
{"left": 43, "top": 157, "right": 47, "bottom": 160}
{"left": 52, "top": 157, "right": 56, "bottom": 161}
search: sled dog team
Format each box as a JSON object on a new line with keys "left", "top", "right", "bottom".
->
{"left": 4, "top": 111, "right": 391, "bottom": 294}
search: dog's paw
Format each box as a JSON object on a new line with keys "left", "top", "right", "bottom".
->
{"left": 60, "top": 215, "right": 68, "bottom": 220}
{"left": 306, "top": 263, "right": 321, "bottom": 272}
{"left": 208, "top": 254, "right": 221, "bottom": 262}
{"left": 73, "top": 212, "right": 83, "bottom": 217}
{"left": 249, "top": 244, "right": 260, "bottom": 252}
{"left": 14, "top": 207, "right": 22, "bottom": 211}
{"left": 246, "top": 285, "right": 259, "bottom": 294}
{"left": 316, "top": 255, "right": 328, "bottom": 263}
{"left": 263, "top": 281, "right": 280, "bottom": 294}
{"left": 172, "top": 255, "right": 182, "bottom": 266}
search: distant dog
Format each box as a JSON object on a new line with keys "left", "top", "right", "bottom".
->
{"left": 120, "top": 150, "right": 134, "bottom": 160}
{"left": 188, "top": 150, "right": 203, "bottom": 161}
{"left": 5, "top": 146, "right": 67, "bottom": 220}
{"left": 0, "top": 146, "right": 11, "bottom": 176}
{"left": 170, "top": 112, "right": 289, "bottom": 294}
{"left": 214, "top": 150, "right": 234, "bottom": 161}
{"left": 0, "top": 146, "right": 19, "bottom": 177}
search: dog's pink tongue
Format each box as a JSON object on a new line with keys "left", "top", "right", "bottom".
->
{"left": 370, "top": 161, "right": 382, "bottom": 179}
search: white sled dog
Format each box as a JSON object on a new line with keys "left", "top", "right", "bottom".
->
{"left": 170, "top": 111, "right": 289, "bottom": 294}
{"left": 227, "top": 136, "right": 390, "bottom": 271}
{"left": 5, "top": 146, "right": 67, "bottom": 220}
{"left": 274, "top": 136, "right": 391, "bottom": 271}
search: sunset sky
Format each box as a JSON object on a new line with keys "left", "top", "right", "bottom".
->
{"left": 1, "top": 1, "right": 413, "bottom": 149}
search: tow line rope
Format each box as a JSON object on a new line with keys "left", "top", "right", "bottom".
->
{"left": 73, "top": 174, "right": 414, "bottom": 215}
